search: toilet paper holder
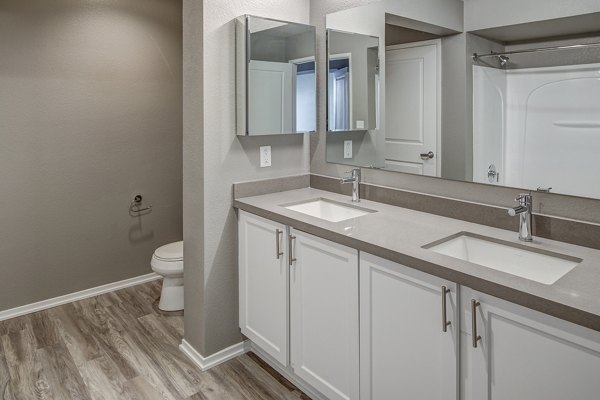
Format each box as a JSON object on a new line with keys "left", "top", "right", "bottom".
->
{"left": 130, "top": 194, "right": 152, "bottom": 214}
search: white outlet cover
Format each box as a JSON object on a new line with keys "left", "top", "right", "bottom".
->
{"left": 260, "top": 145, "right": 272, "bottom": 167}
{"left": 356, "top": 120, "right": 365, "bottom": 129}
{"left": 344, "top": 140, "right": 352, "bottom": 159}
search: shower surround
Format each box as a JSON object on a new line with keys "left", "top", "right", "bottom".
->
{"left": 473, "top": 62, "right": 600, "bottom": 199}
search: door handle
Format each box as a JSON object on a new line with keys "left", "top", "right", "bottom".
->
{"left": 288, "top": 234, "right": 296, "bottom": 266}
{"left": 471, "top": 299, "right": 482, "bottom": 348}
{"left": 275, "top": 229, "right": 283, "bottom": 259}
{"left": 441, "top": 286, "right": 451, "bottom": 332}
{"left": 420, "top": 151, "right": 434, "bottom": 160}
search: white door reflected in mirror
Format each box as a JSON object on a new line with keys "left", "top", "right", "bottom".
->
{"left": 385, "top": 40, "right": 440, "bottom": 176}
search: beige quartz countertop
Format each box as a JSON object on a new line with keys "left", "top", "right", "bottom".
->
{"left": 234, "top": 188, "right": 600, "bottom": 332}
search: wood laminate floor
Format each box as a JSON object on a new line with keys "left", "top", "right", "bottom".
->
{"left": 0, "top": 280, "right": 308, "bottom": 400}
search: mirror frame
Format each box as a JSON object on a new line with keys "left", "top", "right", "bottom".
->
{"left": 236, "top": 15, "right": 317, "bottom": 136}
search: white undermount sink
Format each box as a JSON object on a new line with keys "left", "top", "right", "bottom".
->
{"left": 283, "top": 198, "right": 376, "bottom": 222}
{"left": 425, "top": 233, "right": 581, "bottom": 285}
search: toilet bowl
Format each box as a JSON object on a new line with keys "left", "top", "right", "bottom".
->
{"left": 151, "top": 241, "right": 184, "bottom": 311}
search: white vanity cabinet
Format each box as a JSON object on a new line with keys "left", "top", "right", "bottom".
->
{"left": 239, "top": 210, "right": 600, "bottom": 400}
{"left": 360, "top": 253, "right": 459, "bottom": 400}
{"left": 238, "top": 211, "right": 289, "bottom": 365}
{"left": 463, "top": 287, "right": 600, "bottom": 400}
{"left": 290, "top": 228, "right": 359, "bottom": 400}
{"left": 238, "top": 212, "right": 359, "bottom": 400}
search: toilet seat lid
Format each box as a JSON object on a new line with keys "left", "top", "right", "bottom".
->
{"left": 154, "top": 241, "right": 183, "bottom": 261}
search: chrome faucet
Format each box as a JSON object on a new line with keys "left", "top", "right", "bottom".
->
{"left": 508, "top": 193, "right": 533, "bottom": 242}
{"left": 340, "top": 168, "right": 361, "bottom": 202}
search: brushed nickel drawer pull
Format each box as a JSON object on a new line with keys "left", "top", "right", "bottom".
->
{"left": 442, "top": 286, "right": 451, "bottom": 332}
{"left": 275, "top": 229, "right": 283, "bottom": 259}
{"left": 288, "top": 234, "right": 296, "bottom": 266}
{"left": 471, "top": 299, "right": 482, "bottom": 348}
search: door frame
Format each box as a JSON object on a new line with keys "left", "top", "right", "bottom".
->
{"left": 385, "top": 39, "right": 442, "bottom": 176}
{"left": 289, "top": 56, "right": 317, "bottom": 133}
{"left": 327, "top": 52, "right": 353, "bottom": 131}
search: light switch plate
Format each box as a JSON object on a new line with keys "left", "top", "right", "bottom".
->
{"left": 356, "top": 120, "right": 365, "bottom": 129}
{"left": 260, "top": 146, "right": 272, "bottom": 167}
{"left": 344, "top": 140, "right": 352, "bottom": 159}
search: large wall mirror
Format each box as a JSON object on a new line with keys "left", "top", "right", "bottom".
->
{"left": 236, "top": 15, "right": 316, "bottom": 136}
{"left": 325, "top": 0, "right": 600, "bottom": 200}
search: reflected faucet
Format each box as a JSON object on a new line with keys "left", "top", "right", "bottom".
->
{"left": 340, "top": 168, "right": 361, "bottom": 202}
{"left": 508, "top": 193, "right": 533, "bottom": 242}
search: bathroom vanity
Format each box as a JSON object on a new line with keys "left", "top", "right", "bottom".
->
{"left": 235, "top": 187, "right": 600, "bottom": 400}
{"left": 231, "top": 1, "right": 600, "bottom": 398}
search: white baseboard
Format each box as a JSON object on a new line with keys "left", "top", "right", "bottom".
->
{"left": 180, "top": 339, "right": 250, "bottom": 371}
{"left": 0, "top": 272, "right": 161, "bottom": 321}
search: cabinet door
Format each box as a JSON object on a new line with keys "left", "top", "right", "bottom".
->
{"left": 464, "top": 288, "right": 600, "bottom": 400}
{"left": 289, "top": 229, "right": 359, "bottom": 400}
{"left": 360, "top": 253, "right": 459, "bottom": 400}
{"left": 238, "top": 211, "right": 288, "bottom": 365}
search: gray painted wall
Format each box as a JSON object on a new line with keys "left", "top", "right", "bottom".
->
{"left": 386, "top": 24, "right": 439, "bottom": 44}
{"left": 287, "top": 31, "right": 316, "bottom": 61}
{"left": 0, "top": 0, "right": 183, "bottom": 311}
{"left": 251, "top": 28, "right": 314, "bottom": 63}
{"left": 439, "top": 33, "right": 469, "bottom": 180}
{"left": 465, "top": 0, "right": 600, "bottom": 32}
{"left": 183, "top": 0, "right": 310, "bottom": 357}
{"left": 327, "top": 130, "right": 380, "bottom": 167}
{"left": 503, "top": 35, "right": 600, "bottom": 69}
{"left": 183, "top": 0, "right": 205, "bottom": 354}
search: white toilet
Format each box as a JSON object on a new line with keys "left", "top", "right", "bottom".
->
{"left": 151, "top": 241, "right": 184, "bottom": 311}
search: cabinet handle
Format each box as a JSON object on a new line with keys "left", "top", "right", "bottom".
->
{"left": 288, "top": 234, "right": 296, "bottom": 266}
{"left": 441, "top": 286, "right": 451, "bottom": 332}
{"left": 471, "top": 299, "right": 482, "bottom": 348}
{"left": 420, "top": 151, "right": 434, "bottom": 160}
{"left": 275, "top": 229, "right": 283, "bottom": 259}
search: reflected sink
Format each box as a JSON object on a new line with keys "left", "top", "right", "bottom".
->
{"left": 425, "top": 232, "right": 581, "bottom": 285}
{"left": 282, "top": 198, "right": 376, "bottom": 222}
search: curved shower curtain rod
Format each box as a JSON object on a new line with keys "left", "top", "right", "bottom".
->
{"left": 472, "top": 42, "right": 600, "bottom": 61}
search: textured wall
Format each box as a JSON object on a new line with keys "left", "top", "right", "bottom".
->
{"left": 464, "top": 0, "right": 600, "bottom": 32}
{"left": 183, "top": 0, "right": 310, "bottom": 356}
{"left": 183, "top": 0, "right": 205, "bottom": 353}
{"left": 0, "top": 0, "right": 183, "bottom": 311}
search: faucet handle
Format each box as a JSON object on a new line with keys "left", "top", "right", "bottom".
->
{"left": 344, "top": 168, "right": 361, "bottom": 178}
{"left": 515, "top": 193, "right": 531, "bottom": 202}
{"left": 508, "top": 205, "right": 527, "bottom": 217}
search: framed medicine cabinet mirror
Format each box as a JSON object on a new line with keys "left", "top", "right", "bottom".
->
{"left": 327, "top": 29, "right": 380, "bottom": 132}
{"left": 236, "top": 15, "right": 317, "bottom": 136}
